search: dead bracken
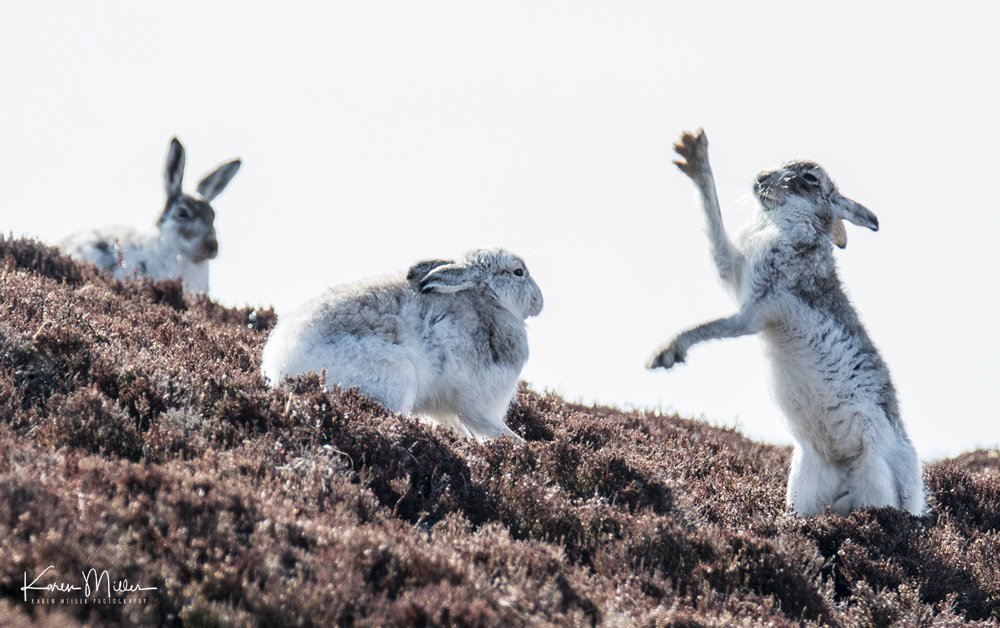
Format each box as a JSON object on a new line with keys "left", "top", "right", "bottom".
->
{"left": 0, "top": 236, "right": 997, "bottom": 626}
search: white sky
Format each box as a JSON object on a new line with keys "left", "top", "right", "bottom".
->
{"left": 3, "top": 2, "right": 997, "bottom": 459}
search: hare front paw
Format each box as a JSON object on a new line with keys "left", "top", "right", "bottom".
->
{"left": 647, "top": 342, "right": 687, "bottom": 371}
{"left": 672, "top": 128, "right": 711, "bottom": 181}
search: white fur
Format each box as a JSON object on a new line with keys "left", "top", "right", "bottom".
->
{"left": 649, "top": 129, "right": 925, "bottom": 516}
{"left": 60, "top": 226, "right": 210, "bottom": 292}
{"left": 261, "top": 248, "right": 543, "bottom": 441}
{"left": 59, "top": 137, "right": 239, "bottom": 294}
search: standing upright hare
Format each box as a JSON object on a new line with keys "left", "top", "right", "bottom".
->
{"left": 648, "top": 129, "right": 924, "bottom": 516}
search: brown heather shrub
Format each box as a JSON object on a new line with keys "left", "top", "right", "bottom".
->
{"left": 0, "top": 236, "right": 997, "bottom": 626}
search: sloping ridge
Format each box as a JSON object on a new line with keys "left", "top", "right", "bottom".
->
{"left": 0, "top": 236, "right": 997, "bottom": 626}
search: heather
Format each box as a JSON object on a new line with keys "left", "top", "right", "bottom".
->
{"left": 0, "top": 236, "right": 997, "bottom": 626}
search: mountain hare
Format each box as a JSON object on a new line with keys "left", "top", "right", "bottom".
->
{"left": 60, "top": 137, "right": 240, "bottom": 293}
{"left": 649, "top": 129, "right": 924, "bottom": 516}
{"left": 261, "top": 248, "right": 543, "bottom": 441}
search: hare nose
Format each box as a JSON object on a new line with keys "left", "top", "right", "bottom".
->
{"left": 204, "top": 239, "right": 218, "bottom": 255}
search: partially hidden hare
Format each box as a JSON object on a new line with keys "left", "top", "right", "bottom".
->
{"left": 60, "top": 137, "right": 240, "bottom": 293}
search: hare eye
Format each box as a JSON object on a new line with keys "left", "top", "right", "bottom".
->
{"left": 801, "top": 172, "right": 819, "bottom": 185}
{"left": 175, "top": 206, "right": 192, "bottom": 220}
{"left": 513, "top": 268, "right": 524, "bottom": 277}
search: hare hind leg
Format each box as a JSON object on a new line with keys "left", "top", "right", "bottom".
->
{"left": 786, "top": 442, "right": 844, "bottom": 516}
{"left": 331, "top": 341, "right": 419, "bottom": 416}
{"left": 832, "top": 451, "right": 899, "bottom": 514}
{"left": 455, "top": 388, "right": 523, "bottom": 442}
{"left": 885, "top": 435, "right": 926, "bottom": 515}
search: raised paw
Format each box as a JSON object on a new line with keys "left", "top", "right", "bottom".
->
{"left": 646, "top": 342, "right": 687, "bottom": 371}
{"left": 672, "top": 128, "right": 711, "bottom": 180}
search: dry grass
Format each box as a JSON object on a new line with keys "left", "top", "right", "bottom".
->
{"left": 1, "top": 236, "right": 997, "bottom": 626}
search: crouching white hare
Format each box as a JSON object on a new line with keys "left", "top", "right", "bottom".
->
{"left": 261, "top": 248, "right": 543, "bottom": 441}
{"left": 648, "top": 129, "right": 925, "bottom": 516}
{"left": 60, "top": 137, "right": 241, "bottom": 294}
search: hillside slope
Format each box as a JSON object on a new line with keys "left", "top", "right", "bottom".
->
{"left": 0, "top": 237, "right": 997, "bottom": 626}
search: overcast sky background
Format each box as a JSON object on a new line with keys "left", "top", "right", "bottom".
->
{"left": 3, "top": 2, "right": 997, "bottom": 459}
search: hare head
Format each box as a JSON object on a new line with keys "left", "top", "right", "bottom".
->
{"left": 157, "top": 137, "right": 241, "bottom": 262}
{"left": 753, "top": 161, "right": 878, "bottom": 248}
{"left": 411, "top": 248, "right": 544, "bottom": 319}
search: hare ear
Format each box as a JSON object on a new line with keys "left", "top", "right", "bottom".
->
{"left": 164, "top": 137, "right": 185, "bottom": 199}
{"left": 834, "top": 196, "right": 879, "bottom": 232}
{"left": 406, "top": 259, "right": 454, "bottom": 284}
{"left": 829, "top": 217, "right": 848, "bottom": 249}
{"left": 197, "top": 159, "right": 241, "bottom": 202}
{"left": 418, "top": 263, "right": 476, "bottom": 294}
